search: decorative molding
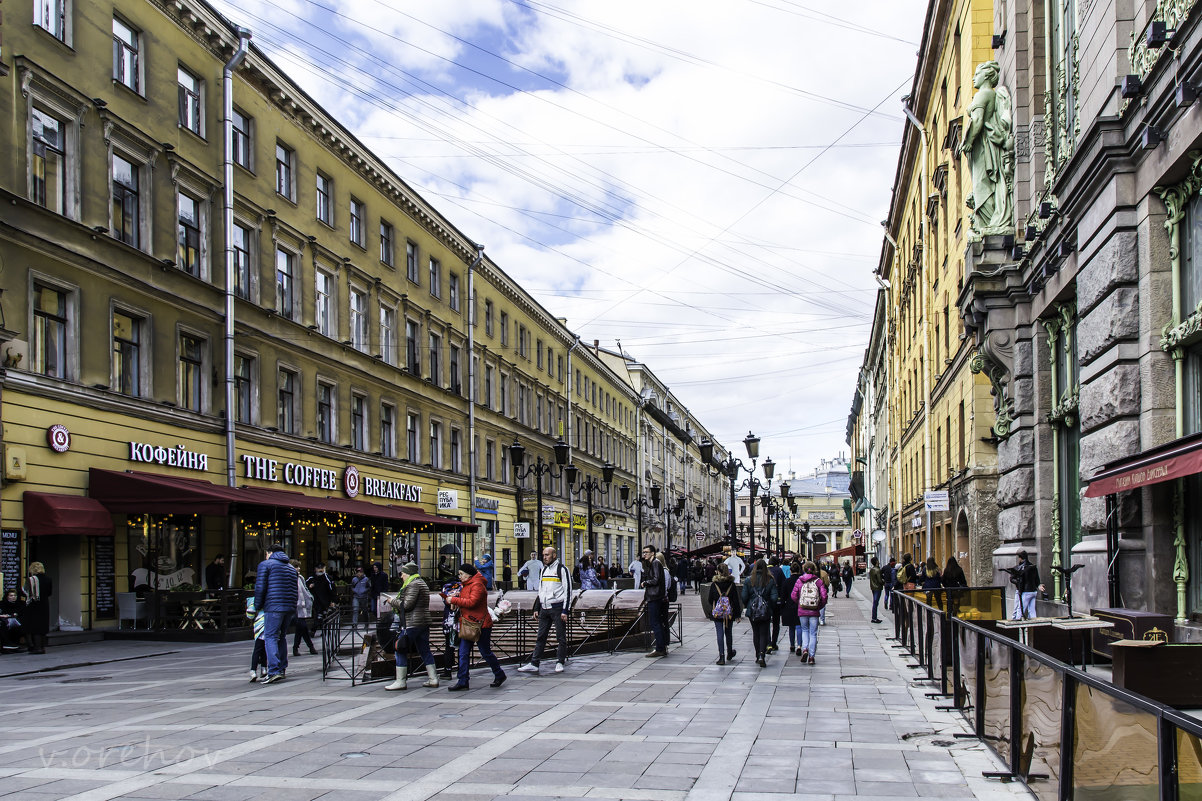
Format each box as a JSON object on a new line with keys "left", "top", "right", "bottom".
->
{"left": 968, "top": 329, "right": 1016, "bottom": 439}
{"left": 1154, "top": 151, "right": 1202, "bottom": 355}
{"left": 1125, "top": 0, "right": 1200, "bottom": 116}
{"left": 1047, "top": 386, "right": 1079, "bottom": 427}
{"left": 1173, "top": 482, "right": 1188, "bottom": 623}
{"left": 1161, "top": 304, "right": 1202, "bottom": 354}
{"left": 1051, "top": 493, "right": 1063, "bottom": 601}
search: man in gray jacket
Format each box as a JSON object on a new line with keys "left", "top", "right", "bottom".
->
{"left": 517, "top": 547, "right": 572, "bottom": 675}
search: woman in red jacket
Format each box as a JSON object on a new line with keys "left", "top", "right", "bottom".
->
{"left": 442, "top": 563, "right": 506, "bottom": 691}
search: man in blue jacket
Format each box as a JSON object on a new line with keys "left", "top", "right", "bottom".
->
{"left": 254, "top": 546, "right": 298, "bottom": 684}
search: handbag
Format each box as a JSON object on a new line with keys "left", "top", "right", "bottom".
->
{"left": 459, "top": 617, "right": 482, "bottom": 643}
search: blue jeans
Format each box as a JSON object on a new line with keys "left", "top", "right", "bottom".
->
{"left": 798, "top": 615, "right": 819, "bottom": 656}
{"left": 395, "top": 625, "right": 437, "bottom": 668}
{"left": 713, "top": 618, "right": 733, "bottom": 657}
{"left": 646, "top": 599, "right": 667, "bottom": 651}
{"left": 456, "top": 627, "right": 504, "bottom": 687}
{"left": 351, "top": 595, "right": 369, "bottom": 626}
{"left": 262, "top": 610, "right": 295, "bottom": 677}
{"left": 871, "top": 590, "right": 882, "bottom": 620}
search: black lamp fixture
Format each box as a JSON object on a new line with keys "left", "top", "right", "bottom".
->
{"left": 508, "top": 438, "right": 570, "bottom": 552}
{"left": 992, "top": 31, "right": 1006, "bottom": 49}
{"left": 1141, "top": 124, "right": 1163, "bottom": 150}
{"left": 780, "top": 480, "right": 790, "bottom": 499}
{"left": 571, "top": 461, "right": 616, "bottom": 553}
{"left": 564, "top": 463, "right": 579, "bottom": 488}
{"left": 743, "top": 431, "right": 760, "bottom": 459}
{"left": 1147, "top": 20, "right": 1175, "bottom": 48}
{"left": 1120, "top": 74, "right": 1143, "bottom": 99}
{"left": 649, "top": 484, "right": 661, "bottom": 508}
{"left": 1176, "top": 82, "right": 1199, "bottom": 108}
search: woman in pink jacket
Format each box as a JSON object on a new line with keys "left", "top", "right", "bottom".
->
{"left": 790, "top": 561, "right": 828, "bottom": 665}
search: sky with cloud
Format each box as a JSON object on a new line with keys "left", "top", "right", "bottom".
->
{"left": 212, "top": 0, "right": 927, "bottom": 480}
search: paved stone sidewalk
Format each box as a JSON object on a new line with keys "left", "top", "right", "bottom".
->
{"left": 0, "top": 587, "right": 1033, "bottom": 801}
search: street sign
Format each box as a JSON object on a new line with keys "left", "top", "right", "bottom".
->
{"left": 924, "top": 490, "right": 950, "bottom": 511}
{"left": 514, "top": 522, "right": 530, "bottom": 539}
{"left": 852, "top": 529, "right": 863, "bottom": 540}
{"left": 695, "top": 533, "right": 704, "bottom": 542}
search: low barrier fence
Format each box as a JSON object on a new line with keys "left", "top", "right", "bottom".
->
{"left": 891, "top": 588, "right": 1202, "bottom": 801}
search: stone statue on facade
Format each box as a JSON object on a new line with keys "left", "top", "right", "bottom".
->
{"left": 959, "top": 61, "right": 1014, "bottom": 238}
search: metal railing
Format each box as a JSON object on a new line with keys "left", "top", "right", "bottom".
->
{"left": 891, "top": 588, "right": 1202, "bottom": 800}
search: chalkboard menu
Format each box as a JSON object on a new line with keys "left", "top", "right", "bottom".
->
{"left": 95, "top": 536, "right": 116, "bottom": 618}
{"left": 0, "top": 529, "right": 20, "bottom": 596}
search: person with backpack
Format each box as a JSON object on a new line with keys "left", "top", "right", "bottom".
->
{"left": 790, "top": 560, "right": 828, "bottom": 665}
{"left": 892, "top": 553, "right": 917, "bottom": 612}
{"left": 518, "top": 546, "right": 574, "bottom": 674}
{"left": 781, "top": 559, "right": 804, "bottom": 653}
{"left": 740, "top": 559, "right": 779, "bottom": 668}
{"left": 706, "top": 562, "right": 742, "bottom": 664}
{"left": 868, "top": 556, "right": 884, "bottom": 624}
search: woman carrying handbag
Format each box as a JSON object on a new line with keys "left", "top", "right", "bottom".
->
{"left": 442, "top": 563, "right": 506, "bottom": 691}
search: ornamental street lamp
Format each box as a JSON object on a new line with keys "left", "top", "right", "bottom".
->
{"left": 618, "top": 482, "right": 661, "bottom": 554}
{"left": 509, "top": 438, "right": 570, "bottom": 552}
{"left": 673, "top": 496, "right": 705, "bottom": 557}
{"left": 568, "top": 462, "right": 615, "bottom": 555}
{"left": 698, "top": 432, "right": 773, "bottom": 559}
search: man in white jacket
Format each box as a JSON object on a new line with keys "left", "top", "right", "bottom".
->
{"left": 517, "top": 547, "right": 573, "bottom": 675}
{"left": 518, "top": 551, "right": 542, "bottom": 592}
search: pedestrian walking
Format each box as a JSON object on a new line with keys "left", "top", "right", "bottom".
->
{"left": 22, "top": 562, "right": 52, "bottom": 654}
{"left": 882, "top": 557, "right": 897, "bottom": 608}
{"left": 841, "top": 562, "right": 854, "bottom": 598}
{"left": 868, "top": 557, "right": 884, "bottom": 623}
{"left": 350, "top": 566, "right": 371, "bottom": 629}
{"left": 627, "top": 553, "right": 644, "bottom": 588}
{"left": 791, "top": 561, "right": 828, "bottom": 665}
{"left": 245, "top": 597, "right": 267, "bottom": 681}
{"left": 579, "top": 551, "right": 602, "bottom": 590}
{"left": 767, "top": 557, "right": 786, "bottom": 653}
{"left": 1010, "top": 550, "right": 1045, "bottom": 620}
{"left": 474, "top": 553, "right": 495, "bottom": 590}
{"left": 518, "top": 546, "right": 574, "bottom": 674}
{"left": 385, "top": 561, "right": 438, "bottom": 690}
{"left": 253, "top": 546, "right": 299, "bottom": 684}
{"left": 291, "top": 559, "right": 318, "bottom": 655}
{"left": 781, "top": 559, "right": 803, "bottom": 652}
{"left": 442, "top": 563, "right": 506, "bottom": 691}
{"left": 942, "top": 556, "right": 968, "bottom": 615}
{"left": 308, "top": 564, "right": 337, "bottom": 622}
{"left": 817, "top": 562, "right": 832, "bottom": 625}
{"left": 640, "top": 545, "right": 669, "bottom": 657}
{"left": 519, "top": 551, "right": 542, "bottom": 591}
{"left": 706, "top": 563, "right": 741, "bottom": 664}
{"left": 740, "top": 559, "right": 778, "bottom": 668}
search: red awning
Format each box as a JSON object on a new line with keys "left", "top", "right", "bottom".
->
{"left": 24, "top": 491, "right": 115, "bottom": 537}
{"left": 1083, "top": 432, "right": 1202, "bottom": 498}
{"left": 88, "top": 468, "right": 475, "bottom": 530}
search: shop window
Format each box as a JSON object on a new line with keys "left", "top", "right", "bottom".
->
{"left": 178, "top": 332, "right": 204, "bottom": 411}
{"left": 317, "top": 382, "right": 335, "bottom": 443}
{"left": 112, "top": 309, "right": 143, "bottom": 397}
{"left": 127, "top": 514, "right": 199, "bottom": 590}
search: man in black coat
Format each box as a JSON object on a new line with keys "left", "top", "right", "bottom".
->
{"left": 767, "top": 558, "right": 786, "bottom": 652}
{"left": 205, "top": 555, "right": 227, "bottom": 590}
{"left": 307, "top": 564, "right": 337, "bottom": 620}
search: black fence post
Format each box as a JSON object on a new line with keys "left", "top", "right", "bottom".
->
{"left": 1159, "top": 715, "right": 1178, "bottom": 801}
{"left": 1059, "top": 672, "right": 1075, "bottom": 801}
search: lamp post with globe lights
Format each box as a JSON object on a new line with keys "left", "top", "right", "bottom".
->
{"left": 508, "top": 438, "right": 570, "bottom": 553}
{"left": 698, "top": 432, "right": 773, "bottom": 561}
{"left": 618, "top": 482, "right": 661, "bottom": 555}
{"left": 567, "top": 463, "right": 615, "bottom": 556}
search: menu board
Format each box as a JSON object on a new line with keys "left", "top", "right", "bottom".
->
{"left": 95, "top": 536, "right": 116, "bottom": 618}
{"left": 0, "top": 530, "right": 20, "bottom": 596}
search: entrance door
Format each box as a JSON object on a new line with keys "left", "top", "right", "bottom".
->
{"left": 27, "top": 535, "right": 84, "bottom": 631}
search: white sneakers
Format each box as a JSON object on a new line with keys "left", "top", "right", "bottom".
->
{"left": 517, "top": 663, "right": 539, "bottom": 673}
{"left": 554, "top": 662, "right": 565, "bottom": 673}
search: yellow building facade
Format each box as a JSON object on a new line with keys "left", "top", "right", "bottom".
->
{"left": 880, "top": 0, "right": 1001, "bottom": 583}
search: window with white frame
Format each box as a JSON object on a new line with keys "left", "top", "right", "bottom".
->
{"left": 449, "top": 273, "right": 460, "bottom": 311}
{"left": 276, "top": 247, "right": 296, "bottom": 320}
{"left": 380, "top": 403, "right": 396, "bottom": 457}
{"left": 380, "top": 220, "right": 394, "bottom": 266}
{"left": 234, "top": 353, "right": 254, "bottom": 423}
{"left": 429, "top": 421, "right": 443, "bottom": 469}
{"left": 349, "top": 287, "right": 368, "bottom": 352}
{"left": 429, "top": 258, "right": 441, "bottom": 298}
{"left": 278, "top": 368, "right": 297, "bottom": 433}
{"left": 275, "top": 141, "right": 294, "bottom": 200}
{"left": 31, "top": 107, "right": 67, "bottom": 214}
{"left": 351, "top": 394, "right": 366, "bottom": 451}
{"left": 179, "top": 332, "right": 204, "bottom": 411}
{"left": 35, "top": 0, "right": 69, "bottom": 42}
{"left": 112, "top": 17, "right": 141, "bottom": 93}
{"left": 177, "top": 66, "right": 202, "bottom": 135}
{"left": 314, "top": 270, "right": 333, "bottom": 336}
{"left": 176, "top": 190, "right": 202, "bottom": 277}
{"left": 317, "top": 382, "right": 335, "bottom": 443}
{"left": 32, "top": 282, "right": 70, "bottom": 379}
{"left": 316, "top": 172, "right": 332, "bottom": 225}
{"left": 350, "top": 198, "right": 365, "bottom": 247}
{"left": 499, "top": 373, "right": 508, "bottom": 415}
{"left": 111, "top": 153, "right": 140, "bottom": 247}
{"left": 232, "top": 221, "right": 252, "bottom": 299}
{"left": 379, "top": 304, "right": 397, "bottom": 365}
{"left": 428, "top": 332, "right": 441, "bottom": 386}
{"left": 406, "top": 412, "right": 420, "bottom": 462}
{"left": 406, "top": 240, "right": 419, "bottom": 283}
{"left": 112, "top": 309, "right": 143, "bottom": 397}
{"left": 231, "top": 108, "right": 252, "bottom": 170}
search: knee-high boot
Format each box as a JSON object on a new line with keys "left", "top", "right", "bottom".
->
{"left": 385, "top": 666, "right": 408, "bottom": 691}
{"left": 423, "top": 664, "right": 439, "bottom": 688}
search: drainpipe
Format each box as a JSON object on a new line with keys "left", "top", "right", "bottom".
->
{"left": 901, "top": 98, "right": 933, "bottom": 561}
{"left": 467, "top": 244, "right": 484, "bottom": 552}
{"left": 223, "top": 27, "right": 251, "bottom": 587}
{"left": 565, "top": 335, "right": 581, "bottom": 557}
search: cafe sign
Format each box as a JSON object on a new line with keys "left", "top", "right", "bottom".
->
{"left": 131, "top": 441, "right": 209, "bottom": 471}
{"left": 242, "top": 455, "right": 422, "bottom": 502}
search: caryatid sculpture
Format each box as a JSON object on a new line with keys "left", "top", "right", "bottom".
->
{"left": 958, "top": 60, "right": 1014, "bottom": 238}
